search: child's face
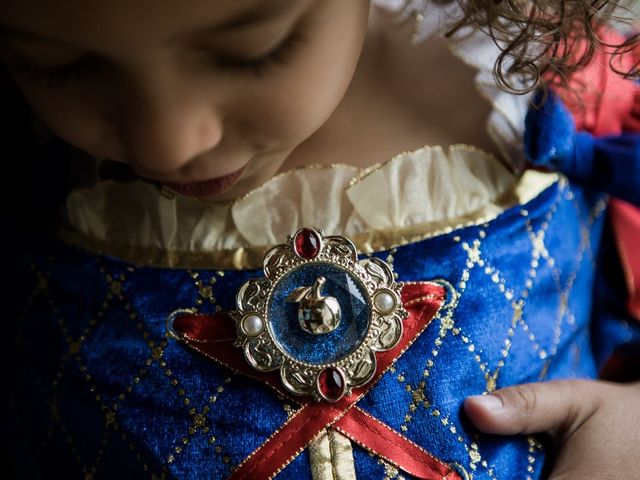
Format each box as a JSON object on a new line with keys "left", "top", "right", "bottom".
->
{"left": 0, "top": 0, "right": 369, "bottom": 199}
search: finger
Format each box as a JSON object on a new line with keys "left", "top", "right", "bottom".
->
{"left": 463, "top": 380, "right": 603, "bottom": 436}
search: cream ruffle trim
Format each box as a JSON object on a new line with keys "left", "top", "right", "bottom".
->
{"left": 66, "top": 145, "right": 518, "bottom": 253}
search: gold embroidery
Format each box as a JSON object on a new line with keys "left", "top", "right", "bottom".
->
{"left": 391, "top": 181, "right": 605, "bottom": 476}
{"left": 21, "top": 256, "right": 247, "bottom": 477}
{"left": 526, "top": 436, "right": 545, "bottom": 480}
{"left": 22, "top": 259, "right": 171, "bottom": 479}
{"left": 377, "top": 458, "right": 404, "bottom": 480}
{"left": 189, "top": 271, "right": 218, "bottom": 306}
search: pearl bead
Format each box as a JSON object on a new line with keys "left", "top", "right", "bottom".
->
{"left": 242, "top": 314, "right": 264, "bottom": 336}
{"left": 374, "top": 291, "right": 396, "bottom": 314}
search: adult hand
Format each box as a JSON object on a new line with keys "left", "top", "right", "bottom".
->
{"left": 464, "top": 380, "right": 640, "bottom": 479}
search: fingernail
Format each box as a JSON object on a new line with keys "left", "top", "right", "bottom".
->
{"left": 468, "top": 394, "right": 503, "bottom": 413}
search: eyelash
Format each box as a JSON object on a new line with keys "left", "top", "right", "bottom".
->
{"left": 0, "top": 49, "right": 101, "bottom": 89}
{"left": 214, "top": 30, "right": 302, "bottom": 76}
{"left": 0, "top": 31, "right": 302, "bottom": 90}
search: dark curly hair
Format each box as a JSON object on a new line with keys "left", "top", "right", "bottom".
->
{"left": 421, "top": 0, "right": 640, "bottom": 94}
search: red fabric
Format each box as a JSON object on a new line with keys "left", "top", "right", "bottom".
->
{"left": 172, "top": 282, "right": 460, "bottom": 480}
{"left": 609, "top": 198, "right": 640, "bottom": 320}
{"left": 553, "top": 29, "right": 640, "bottom": 321}
{"left": 553, "top": 30, "right": 640, "bottom": 137}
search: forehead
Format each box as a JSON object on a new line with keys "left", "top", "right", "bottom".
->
{"left": 0, "top": 0, "right": 296, "bottom": 51}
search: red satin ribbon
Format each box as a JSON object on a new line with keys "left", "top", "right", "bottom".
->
{"left": 172, "top": 281, "right": 460, "bottom": 480}
{"left": 610, "top": 199, "right": 640, "bottom": 321}
{"left": 334, "top": 407, "right": 459, "bottom": 479}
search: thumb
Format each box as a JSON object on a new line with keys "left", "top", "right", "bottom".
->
{"left": 464, "top": 380, "right": 602, "bottom": 436}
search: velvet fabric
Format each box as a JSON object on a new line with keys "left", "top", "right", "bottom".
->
{"left": 525, "top": 86, "right": 640, "bottom": 385}
{"left": 6, "top": 91, "right": 640, "bottom": 478}
{"left": 525, "top": 90, "right": 640, "bottom": 207}
{"left": 6, "top": 180, "right": 639, "bottom": 479}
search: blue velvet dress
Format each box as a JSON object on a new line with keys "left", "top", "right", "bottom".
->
{"left": 5, "top": 91, "right": 640, "bottom": 480}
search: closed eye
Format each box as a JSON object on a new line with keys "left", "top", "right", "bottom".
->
{"left": 213, "top": 29, "right": 303, "bottom": 76}
{"left": 0, "top": 48, "right": 102, "bottom": 88}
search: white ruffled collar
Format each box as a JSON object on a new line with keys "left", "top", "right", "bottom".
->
{"left": 66, "top": 144, "right": 539, "bottom": 250}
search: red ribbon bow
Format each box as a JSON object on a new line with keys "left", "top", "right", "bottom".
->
{"left": 172, "top": 281, "right": 460, "bottom": 480}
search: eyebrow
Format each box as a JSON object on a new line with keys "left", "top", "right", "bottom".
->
{"left": 171, "top": 0, "right": 301, "bottom": 43}
{"left": 0, "top": 1, "right": 301, "bottom": 48}
{"left": 0, "top": 25, "right": 76, "bottom": 48}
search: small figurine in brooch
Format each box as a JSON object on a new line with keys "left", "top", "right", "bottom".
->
{"left": 286, "top": 276, "right": 341, "bottom": 335}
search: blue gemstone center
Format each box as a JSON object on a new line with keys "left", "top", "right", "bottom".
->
{"left": 267, "top": 263, "right": 371, "bottom": 364}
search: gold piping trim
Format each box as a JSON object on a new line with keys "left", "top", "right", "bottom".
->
{"left": 221, "top": 163, "right": 360, "bottom": 206}
{"left": 59, "top": 170, "right": 559, "bottom": 270}
{"left": 349, "top": 144, "right": 497, "bottom": 187}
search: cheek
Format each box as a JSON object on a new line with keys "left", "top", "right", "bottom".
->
{"left": 17, "top": 86, "right": 115, "bottom": 157}
{"left": 236, "top": 0, "right": 368, "bottom": 151}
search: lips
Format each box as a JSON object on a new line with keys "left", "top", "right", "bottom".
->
{"left": 164, "top": 165, "right": 246, "bottom": 198}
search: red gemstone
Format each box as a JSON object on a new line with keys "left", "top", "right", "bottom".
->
{"left": 317, "top": 367, "right": 346, "bottom": 402}
{"left": 293, "top": 228, "right": 321, "bottom": 259}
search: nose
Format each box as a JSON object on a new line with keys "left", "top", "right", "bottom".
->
{"left": 115, "top": 76, "right": 223, "bottom": 178}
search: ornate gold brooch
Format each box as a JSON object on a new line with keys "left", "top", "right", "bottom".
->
{"left": 232, "top": 228, "right": 407, "bottom": 402}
